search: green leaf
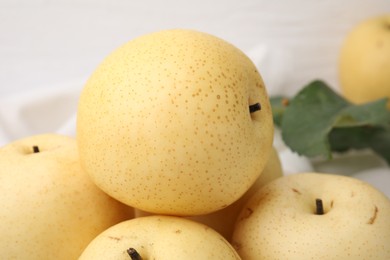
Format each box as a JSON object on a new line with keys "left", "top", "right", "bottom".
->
{"left": 280, "top": 80, "right": 349, "bottom": 159}
{"left": 273, "top": 79, "right": 390, "bottom": 164}
{"left": 329, "top": 126, "right": 390, "bottom": 163}
{"left": 333, "top": 98, "right": 390, "bottom": 128}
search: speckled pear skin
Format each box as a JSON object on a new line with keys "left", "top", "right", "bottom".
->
{"left": 79, "top": 215, "right": 241, "bottom": 260}
{"left": 232, "top": 173, "right": 390, "bottom": 260}
{"left": 135, "top": 146, "right": 283, "bottom": 241}
{"left": 0, "top": 134, "right": 133, "bottom": 259}
{"left": 76, "top": 29, "right": 274, "bottom": 216}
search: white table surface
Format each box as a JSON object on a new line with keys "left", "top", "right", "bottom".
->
{"left": 1, "top": 0, "right": 389, "bottom": 197}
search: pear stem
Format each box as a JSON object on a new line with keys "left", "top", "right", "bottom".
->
{"left": 33, "top": 146, "right": 40, "bottom": 153}
{"left": 315, "top": 198, "right": 324, "bottom": 215}
{"left": 249, "top": 103, "right": 261, "bottom": 113}
{"left": 127, "top": 248, "right": 143, "bottom": 260}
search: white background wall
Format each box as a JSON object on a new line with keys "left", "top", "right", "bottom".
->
{"left": 1, "top": 0, "right": 390, "bottom": 96}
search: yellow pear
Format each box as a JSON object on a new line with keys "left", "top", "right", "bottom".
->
{"left": 77, "top": 29, "right": 274, "bottom": 216}
{"left": 79, "top": 215, "right": 241, "bottom": 259}
{"left": 0, "top": 134, "right": 133, "bottom": 259}
{"left": 339, "top": 14, "right": 390, "bottom": 108}
{"left": 232, "top": 173, "right": 390, "bottom": 259}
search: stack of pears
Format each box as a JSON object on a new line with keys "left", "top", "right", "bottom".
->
{"left": 2, "top": 28, "right": 389, "bottom": 260}
{"left": 0, "top": 29, "right": 277, "bottom": 259}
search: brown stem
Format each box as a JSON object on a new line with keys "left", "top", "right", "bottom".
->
{"left": 315, "top": 198, "right": 324, "bottom": 215}
{"left": 33, "top": 146, "right": 40, "bottom": 153}
{"left": 249, "top": 103, "right": 261, "bottom": 113}
{"left": 127, "top": 248, "right": 143, "bottom": 260}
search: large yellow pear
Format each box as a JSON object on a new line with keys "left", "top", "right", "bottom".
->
{"left": 231, "top": 173, "right": 390, "bottom": 259}
{"left": 339, "top": 14, "right": 390, "bottom": 108}
{"left": 77, "top": 29, "right": 274, "bottom": 215}
{"left": 0, "top": 134, "right": 133, "bottom": 260}
{"left": 79, "top": 215, "right": 241, "bottom": 259}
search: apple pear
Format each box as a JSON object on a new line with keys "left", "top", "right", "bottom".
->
{"left": 79, "top": 215, "right": 241, "bottom": 259}
{"left": 0, "top": 134, "right": 134, "bottom": 259}
{"left": 231, "top": 173, "right": 390, "bottom": 259}
{"left": 76, "top": 29, "right": 274, "bottom": 215}
{"left": 135, "top": 146, "right": 283, "bottom": 241}
{"left": 339, "top": 14, "right": 390, "bottom": 109}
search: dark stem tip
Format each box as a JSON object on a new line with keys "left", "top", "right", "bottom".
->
{"left": 315, "top": 198, "right": 324, "bottom": 215}
{"left": 127, "top": 248, "right": 143, "bottom": 260}
{"left": 33, "top": 146, "right": 40, "bottom": 153}
{"left": 249, "top": 102, "right": 261, "bottom": 113}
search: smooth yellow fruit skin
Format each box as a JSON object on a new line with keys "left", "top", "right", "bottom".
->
{"left": 135, "top": 146, "right": 283, "bottom": 241}
{"left": 232, "top": 173, "right": 390, "bottom": 260}
{"left": 0, "top": 134, "right": 133, "bottom": 260}
{"left": 79, "top": 215, "right": 241, "bottom": 260}
{"left": 339, "top": 14, "right": 390, "bottom": 108}
{"left": 77, "top": 29, "right": 274, "bottom": 216}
